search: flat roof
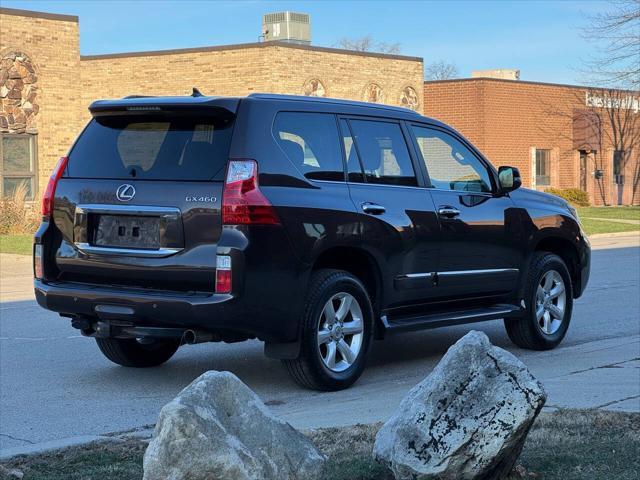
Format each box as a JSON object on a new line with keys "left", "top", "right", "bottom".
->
{"left": 81, "top": 41, "right": 423, "bottom": 62}
{"left": 424, "top": 76, "right": 638, "bottom": 93}
{"left": 0, "top": 6, "right": 78, "bottom": 22}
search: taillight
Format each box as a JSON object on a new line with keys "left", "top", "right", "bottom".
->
{"left": 216, "top": 255, "right": 232, "bottom": 293}
{"left": 222, "top": 160, "right": 280, "bottom": 225}
{"left": 42, "top": 156, "right": 68, "bottom": 217}
{"left": 34, "top": 244, "right": 44, "bottom": 279}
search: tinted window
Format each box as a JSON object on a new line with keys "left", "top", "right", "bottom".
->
{"left": 348, "top": 120, "right": 417, "bottom": 186}
{"left": 273, "top": 112, "right": 344, "bottom": 181}
{"left": 412, "top": 126, "right": 492, "bottom": 193}
{"left": 68, "top": 115, "right": 233, "bottom": 180}
{"left": 339, "top": 119, "right": 364, "bottom": 182}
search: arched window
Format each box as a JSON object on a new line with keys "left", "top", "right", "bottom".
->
{"left": 400, "top": 86, "right": 419, "bottom": 111}
{"left": 363, "top": 83, "right": 384, "bottom": 104}
{"left": 302, "top": 78, "right": 327, "bottom": 97}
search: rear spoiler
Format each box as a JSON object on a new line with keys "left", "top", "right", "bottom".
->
{"left": 89, "top": 95, "right": 240, "bottom": 118}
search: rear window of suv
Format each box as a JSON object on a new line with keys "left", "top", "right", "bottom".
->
{"left": 67, "top": 115, "right": 234, "bottom": 181}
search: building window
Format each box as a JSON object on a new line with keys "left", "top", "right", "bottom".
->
{"left": 0, "top": 134, "right": 37, "bottom": 200}
{"left": 535, "top": 149, "right": 551, "bottom": 186}
{"left": 613, "top": 150, "right": 624, "bottom": 185}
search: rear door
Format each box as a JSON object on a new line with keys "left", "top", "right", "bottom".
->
{"left": 409, "top": 124, "right": 524, "bottom": 299}
{"left": 340, "top": 116, "right": 441, "bottom": 308}
{"left": 51, "top": 109, "right": 234, "bottom": 292}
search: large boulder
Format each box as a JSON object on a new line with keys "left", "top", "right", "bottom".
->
{"left": 374, "top": 331, "right": 545, "bottom": 480}
{"left": 143, "top": 371, "right": 326, "bottom": 480}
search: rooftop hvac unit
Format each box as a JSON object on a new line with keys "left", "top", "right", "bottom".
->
{"left": 262, "top": 12, "right": 311, "bottom": 45}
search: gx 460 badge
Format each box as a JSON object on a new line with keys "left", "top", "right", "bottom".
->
{"left": 185, "top": 196, "right": 217, "bottom": 203}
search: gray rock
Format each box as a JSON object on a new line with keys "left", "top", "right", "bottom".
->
{"left": 373, "top": 331, "right": 546, "bottom": 480}
{"left": 143, "top": 371, "right": 326, "bottom": 480}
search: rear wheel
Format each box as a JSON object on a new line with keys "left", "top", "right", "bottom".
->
{"left": 96, "top": 337, "right": 180, "bottom": 367}
{"left": 505, "top": 252, "right": 573, "bottom": 350}
{"left": 284, "top": 269, "right": 373, "bottom": 391}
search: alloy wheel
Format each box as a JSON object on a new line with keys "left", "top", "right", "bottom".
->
{"left": 535, "top": 269, "right": 566, "bottom": 335}
{"left": 317, "top": 292, "right": 364, "bottom": 372}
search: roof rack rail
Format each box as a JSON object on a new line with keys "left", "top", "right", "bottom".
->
{"left": 123, "top": 95, "right": 154, "bottom": 99}
{"left": 247, "top": 93, "right": 421, "bottom": 115}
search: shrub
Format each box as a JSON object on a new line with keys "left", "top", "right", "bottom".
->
{"left": 544, "top": 188, "right": 590, "bottom": 207}
{"left": 0, "top": 182, "right": 40, "bottom": 235}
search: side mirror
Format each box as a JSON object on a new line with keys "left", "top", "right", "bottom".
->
{"left": 498, "top": 166, "right": 522, "bottom": 193}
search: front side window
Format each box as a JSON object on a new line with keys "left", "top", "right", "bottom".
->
{"left": 273, "top": 112, "right": 344, "bottom": 181}
{"left": 535, "top": 149, "right": 551, "bottom": 186}
{"left": 1, "top": 134, "right": 37, "bottom": 200}
{"left": 411, "top": 126, "right": 492, "bottom": 193}
{"left": 348, "top": 119, "right": 417, "bottom": 186}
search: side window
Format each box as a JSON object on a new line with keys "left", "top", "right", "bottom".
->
{"left": 411, "top": 126, "right": 493, "bottom": 193}
{"left": 273, "top": 112, "right": 344, "bottom": 181}
{"left": 1, "top": 134, "right": 37, "bottom": 200}
{"left": 339, "top": 119, "right": 364, "bottom": 182}
{"left": 348, "top": 119, "right": 417, "bottom": 186}
{"left": 535, "top": 149, "right": 551, "bottom": 186}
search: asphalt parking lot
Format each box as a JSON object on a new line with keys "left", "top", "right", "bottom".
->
{"left": 1, "top": 234, "right": 639, "bottom": 453}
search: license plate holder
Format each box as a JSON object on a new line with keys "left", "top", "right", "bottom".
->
{"left": 93, "top": 215, "right": 160, "bottom": 249}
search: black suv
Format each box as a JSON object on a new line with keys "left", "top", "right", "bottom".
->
{"left": 34, "top": 93, "right": 590, "bottom": 390}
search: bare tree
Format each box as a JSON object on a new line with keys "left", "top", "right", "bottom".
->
{"left": 334, "top": 35, "right": 401, "bottom": 54}
{"left": 425, "top": 60, "right": 459, "bottom": 81}
{"left": 582, "top": 0, "right": 640, "bottom": 89}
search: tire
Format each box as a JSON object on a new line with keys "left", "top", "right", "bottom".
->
{"left": 505, "top": 252, "right": 573, "bottom": 350}
{"left": 96, "top": 337, "right": 180, "bottom": 367}
{"left": 283, "top": 269, "right": 373, "bottom": 391}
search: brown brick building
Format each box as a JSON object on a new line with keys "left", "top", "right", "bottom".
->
{"left": 423, "top": 78, "right": 640, "bottom": 205}
{"left": 1, "top": 6, "right": 638, "bottom": 206}
{"left": 0, "top": 7, "right": 423, "bottom": 200}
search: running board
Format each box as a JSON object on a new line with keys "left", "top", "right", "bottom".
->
{"left": 382, "top": 304, "right": 521, "bottom": 333}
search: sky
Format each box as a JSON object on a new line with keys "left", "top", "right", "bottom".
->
{"left": 2, "top": 0, "right": 614, "bottom": 85}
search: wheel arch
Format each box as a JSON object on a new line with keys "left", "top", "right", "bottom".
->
{"left": 530, "top": 234, "right": 581, "bottom": 298}
{"left": 312, "top": 246, "right": 385, "bottom": 338}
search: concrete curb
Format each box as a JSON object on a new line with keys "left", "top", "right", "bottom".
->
{"left": 0, "top": 426, "right": 156, "bottom": 462}
{"left": 588, "top": 231, "right": 640, "bottom": 239}
{"left": 0, "top": 435, "right": 122, "bottom": 462}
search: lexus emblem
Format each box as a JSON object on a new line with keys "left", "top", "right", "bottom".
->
{"left": 116, "top": 184, "right": 136, "bottom": 202}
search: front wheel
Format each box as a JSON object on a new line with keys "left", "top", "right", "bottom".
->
{"left": 283, "top": 269, "right": 373, "bottom": 391}
{"left": 96, "top": 337, "right": 180, "bottom": 367}
{"left": 505, "top": 252, "right": 573, "bottom": 350}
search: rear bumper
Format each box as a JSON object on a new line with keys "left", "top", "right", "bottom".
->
{"left": 34, "top": 279, "right": 295, "bottom": 342}
{"left": 35, "top": 279, "right": 232, "bottom": 325}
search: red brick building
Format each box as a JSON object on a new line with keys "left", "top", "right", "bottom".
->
{"left": 423, "top": 78, "right": 640, "bottom": 205}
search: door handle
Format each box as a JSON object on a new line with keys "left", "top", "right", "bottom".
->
{"left": 361, "top": 202, "right": 386, "bottom": 215}
{"left": 438, "top": 205, "right": 461, "bottom": 218}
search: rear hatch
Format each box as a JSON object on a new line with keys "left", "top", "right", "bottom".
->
{"left": 50, "top": 98, "right": 237, "bottom": 292}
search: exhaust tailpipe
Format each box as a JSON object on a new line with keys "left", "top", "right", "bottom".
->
{"left": 183, "top": 329, "right": 215, "bottom": 345}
